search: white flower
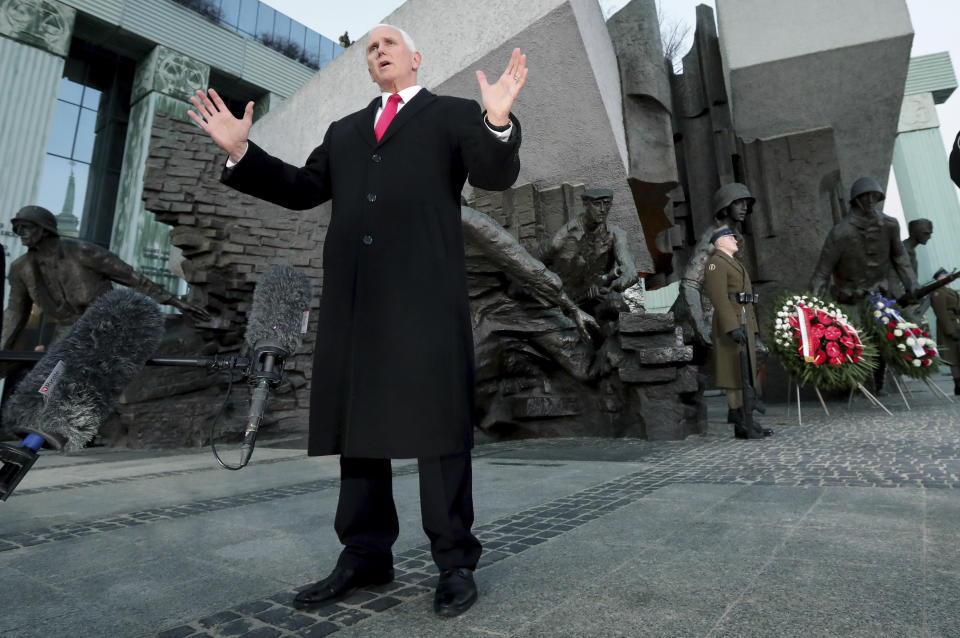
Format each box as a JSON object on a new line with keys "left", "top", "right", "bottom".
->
{"left": 905, "top": 336, "right": 915, "bottom": 345}
{"left": 875, "top": 302, "right": 884, "bottom": 309}
{"left": 881, "top": 318, "right": 889, "bottom": 324}
{"left": 778, "top": 311, "right": 786, "bottom": 317}
{"left": 897, "top": 344, "right": 906, "bottom": 351}
{"left": 873, "top": 311, "right": 882, "bottom": 317}
{"left": 895, "top": 330, "right": 903, "bottom": 337}
{"left": 912, "top": 359, "right": 922, "bottom": 367}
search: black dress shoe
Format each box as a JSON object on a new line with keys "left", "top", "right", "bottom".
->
{"left": 434, "top": 567, "right": 477, "bottom": 617}
{"left": 293, "top": 564, "right": 394, "bottom": 609}
{"left": 762, "top": 427, "right": 774, "bottom": 436}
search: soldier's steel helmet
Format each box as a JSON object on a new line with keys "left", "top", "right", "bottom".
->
{"left": 12, "top": 205, "right": 59, "bottom": 236}
{"left": 712, "top": 182, "right": 755, "bottom": 217}
{"left": 849, "top": 177, "right": 885, "bottom": 202}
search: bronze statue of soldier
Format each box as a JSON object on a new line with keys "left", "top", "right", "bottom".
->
{"left": 809, "top": 178, "right": 918, "bottom": 393}
{"left": 703, "top": 227, "right": 771, "bottom": 439}
{"left": 674, "top": 182, "right": 755, "bottom": 347}
{"left": 540, "top": 188, "right": 639, "bottom": 322}
{"left": 930, "top": 267, "right": 960, "bottom": 395}
{"left": 809, "top": 177, "right": 918, "bottom": 305}
{"left": 2, "top": 205, "right": 208, "bottom": 350}
{"left": 900, "top": 218, "right": 934, "bottom": 322}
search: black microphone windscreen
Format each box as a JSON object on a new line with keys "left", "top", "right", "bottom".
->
{"left": 244, "top": 265, "right": 312, "bottom": 355}
{"left": 2, "top": 289, "right": 164, "bottom": 450}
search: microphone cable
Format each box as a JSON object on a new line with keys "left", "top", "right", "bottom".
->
{"left": 208, "top": 368, "right": 246, "bottom": 471}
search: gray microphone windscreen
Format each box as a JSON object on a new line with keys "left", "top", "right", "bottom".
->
{"left": 2, "top": 289, "right": 164, "bottom": 450}
{"left": 244, "top": 265, "right": 312, "bottom": 355}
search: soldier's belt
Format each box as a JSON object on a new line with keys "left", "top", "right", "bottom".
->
{"left": 730, "top": 292, "right": 759, "bottom": 304}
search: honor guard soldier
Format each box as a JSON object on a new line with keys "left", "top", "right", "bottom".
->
{"left": 930, "top": 267, "right": 960, "bottom": 395}
{"left": 703, "top": 227, "right": 772, "bottom": 438}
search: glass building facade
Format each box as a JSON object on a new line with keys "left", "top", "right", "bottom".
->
{"left": 173, "top": 0, "right": 344, "bottom": 69}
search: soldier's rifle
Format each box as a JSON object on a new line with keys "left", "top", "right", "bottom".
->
{"left": 897, "top": 270, "right": 960, "bottom": 306}
{"left": 734, "top": 292, "right": 764, "bottom": 439}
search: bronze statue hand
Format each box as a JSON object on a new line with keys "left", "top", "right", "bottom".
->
{"left": 187, "top": 88, "right": 254, "bottom": 163}
{"left": 173, "top": 297, "right": 212, "bottom": 322}
{"left": 476, "top": 48, "right": 527, "bottom": 127}
{"left": 571, "top": 307, "right": 598, "bottom": 345}
{"left": 611, "top": 273, "right": 638, "bottom": 293}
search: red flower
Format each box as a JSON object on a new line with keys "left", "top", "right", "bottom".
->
{"left": 840, "top": 336, "right": 855, "bottom": 349}
{"left": 794, "top": 330, "right": 802, "bottom": 340}
{"left": 824, "top": 326, "right": 842, "bottom": 341}
{"left": 788, "top": 316, "right": 800, "bottom": 329}
{"left": 912, "top": 329, "right": 922, "bottom": 336}
{"left": 811, "top": 324, "right": 825, "bottom": 339}
{"left": 826, "top": 342, "right": 842, "bottom": 358}
{"left": 889, "top": 321, "right": 897, "bottom": 329}
{"left": 852, "top": 354, "right": 861, "bottom": 363}
{"left": 921, "top": 331, "right": 930, "bottom": 337}
{"left": 904, "top": 355, "right": 911, "bottom": 361}
{"left": 829, "top": 356, "right": 843, "bottom": 366}
{"left": 887, "top": 332, "right": 895, "bottom": 340}
{"left": 813, "top": 351, "right": 827, "bottom": 365}
{"left": 923, "top": 359, "right": 932, "bottom": 367}
{"left": 816, "top": 310, "right": 833, "bottom": 325}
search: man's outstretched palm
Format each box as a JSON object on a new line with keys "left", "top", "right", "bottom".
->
{"left": 187, "top": 88, "right": 254, "bottom": 162}
{"left": 476, "top": 48, "right": 528, "bottom": 126}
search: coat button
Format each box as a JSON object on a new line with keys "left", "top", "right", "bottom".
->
{"left": 371, "top": 153, "right": 382, "bottom": 163}
{"left": 367, "top": 193, "right": 377, "bottom": 202}
{"left": 362, "top": 235, "right": 373, "bottom": 245}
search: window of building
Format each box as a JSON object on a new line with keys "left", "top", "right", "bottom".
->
{"left": 35, "top": 76, "right": 102, "bottom": 237}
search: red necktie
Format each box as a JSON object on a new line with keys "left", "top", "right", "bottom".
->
{"left": 375, "top": 93, "right": 402, "bottom": 142}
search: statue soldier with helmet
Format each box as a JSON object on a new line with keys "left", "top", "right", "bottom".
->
{"left": 1, "top": 205, "right": 209, "bottom": 350}
{"left": 809, "top": 177, "right": 918, "bottom": 307}
{"left": 808, "top": 177, "right": 918, "bottom": 393}
{"left": 673, "top": 182, "right": 756, "bottom": 347}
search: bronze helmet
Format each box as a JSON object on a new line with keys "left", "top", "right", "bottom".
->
{"left": 712, "top": 183, "right": 755, "bottom": 218}
{"left": 849, "top": 177, "right": 885, "bottom": 203}
{"left": 12, "top": 205, "right": 59, "bottom": 237}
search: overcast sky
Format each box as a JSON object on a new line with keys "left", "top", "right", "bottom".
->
{"left": 261, "top": 0, "right": 960, "bottom": 231}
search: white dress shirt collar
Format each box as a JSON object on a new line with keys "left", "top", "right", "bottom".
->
{"left": 380, "top": 85, "right": 422, "bottom": 110}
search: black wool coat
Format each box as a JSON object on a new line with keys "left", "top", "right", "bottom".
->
{"left": 222, "top": 90, "right": 521, "bottom": 458}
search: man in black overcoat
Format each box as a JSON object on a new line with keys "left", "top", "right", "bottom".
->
{"left": 188, "top": 24, "right": 526, "bottom": 617}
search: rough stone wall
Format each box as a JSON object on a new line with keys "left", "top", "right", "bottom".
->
{"left": 109, "top": 113, "right": 321, "bottom": 447}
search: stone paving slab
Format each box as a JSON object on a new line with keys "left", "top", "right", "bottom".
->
{"left": 1, "top": 382, "right": 959, "bottom": 637}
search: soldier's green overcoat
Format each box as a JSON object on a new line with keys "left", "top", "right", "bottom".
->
{"left": 703, "top": 250, "right": 759, "bottom": 388}
{"left": 931, "top": 286, "right": 960, "bottom": 377}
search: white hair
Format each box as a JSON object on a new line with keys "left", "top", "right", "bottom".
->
{"left": 370, "top": 23, "right": 417, "bottom": 52}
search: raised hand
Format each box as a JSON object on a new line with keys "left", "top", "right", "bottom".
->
{"left": 475, "top": 48, "right": 527, "bottom": 127}
{"left": 187, "top": 88, "right": 254, "bottom": 163}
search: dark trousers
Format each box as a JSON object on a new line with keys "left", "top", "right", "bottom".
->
{"left": 334, "top": 451, "right": 481, "bottom": 571}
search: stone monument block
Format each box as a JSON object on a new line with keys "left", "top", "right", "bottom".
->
{"left": 717, "top": 0, "right": 913, "bottom": 189}
{"left": 607, "top": 0, "right": 680, "bottom": 277}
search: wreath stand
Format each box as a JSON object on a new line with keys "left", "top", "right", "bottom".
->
{"left": 787, "top": 377, "right": 891, "bottom": 426}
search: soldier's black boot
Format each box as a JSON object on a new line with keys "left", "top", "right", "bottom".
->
{"left": 731, "top": 408, "right": 750, "bottom": 439}
{"left": 954, "top": 378, "right": 960, "bottom": 396}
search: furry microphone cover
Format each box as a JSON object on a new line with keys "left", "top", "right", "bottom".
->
{"left": 244, "top": 265, "right": 313, "bottom": 356}
{"left": 2, "top": 289, "right": 164, "bottom": 450}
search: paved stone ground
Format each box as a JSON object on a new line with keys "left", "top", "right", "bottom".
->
{"left": 1, "top": 374, "right": 959, "bottom": 637}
